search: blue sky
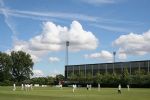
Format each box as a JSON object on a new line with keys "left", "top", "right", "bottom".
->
{"left": 0, "top": 0, "right": 150, "bottom": 77}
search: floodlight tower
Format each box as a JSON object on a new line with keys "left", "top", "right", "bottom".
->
{"left": 66, "top": 41, "right": 69, "bottom": 65}
{"left": 113, "top": 51, "right": 116, "bottom": 73}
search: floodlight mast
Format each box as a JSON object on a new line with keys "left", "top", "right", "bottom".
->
{"left": 113, "top": 51, "right": 116, "bottom": 63}
{"left": 113, "top": 51, "right": 116, "bottom": 73}
{"left": 66, "top": 41, "right": 69, "bottom": 66}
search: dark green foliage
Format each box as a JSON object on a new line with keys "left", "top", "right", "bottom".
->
{"left": 1, "top": 50, "right": 150, "bottom": 87}
{"left": 55, "top": 74, "right": 65, "bottom": 84}
{"left": 67, "top": 68, "right": 150, "bottom": 87}
{"left": 120, "top": 68, "right": 130, "bottom": 85}
{"left": 56, "top": 74, "right": 65, "bottom": 82}
{"left": 93, "top": 73, "right": 103, "bottom": 84}
{"left": 0, "top": 51, "right": 34, "bottom": 85}
{"left": 10, "top": 51, "right": 34, "bottom": 82}
{"left": 31, "top": 75, "right": 65, "bottom": 85}
{"left": 86, "top": 73, "right": 93, "bottom": 83}
{"left": 0, "top": 52, "right": 12, "bottom": 82}
{"left": 47, "top": 76, "right": 55, "bottom": 85}
{"left": 31, "top": 77, "right": 48, "bottom": 85}
{"left": 77, "top": 72, "right": 86, "bottom": 83}
{"left": 68, "top": 73, "right": 78, "bottom": 82}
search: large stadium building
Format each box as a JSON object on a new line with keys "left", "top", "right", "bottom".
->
{"left": 65, "top": 60, "right": 150, "bottom": 79}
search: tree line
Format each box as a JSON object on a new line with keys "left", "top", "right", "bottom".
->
{"left": 67, "top": 68, "right": 150, "bottom": 87}
{"left": 31, "top": 74, "right": 65, "bottom": 85}
{"left": 1, "top": 50, "right": 150, "bottom": 87}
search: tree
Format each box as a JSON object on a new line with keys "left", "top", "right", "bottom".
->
{"left": 93, "top": 73, "right": 103, "bottom": 84}
{"left": 134, "top": 69, "right": 145, "bottom": 75}
{"left": 68, "top": 73, "right": 78, "bottom": 83}
{"left": 86, "top": 73, "right": 93, "bottom": 84}
{"left": 78, "top": 72, "right": 86, "bottom": 83}
{"left": 130, "top": 69, "right": 145, "bottom": 86}
{"left": 121, "top": 68, "right": 130, "bottom": 85}
{"left": 31, "top": 77, "right": 48, "bottom": 85}
{"left": 55, "top": 74, "right": 65, "bottom": 84}
{"left": 111, "top": 72, "right": 120, "bottom": 85}
{"left": 0, "top": 52, "right": 12, "bottom": 82}
{"left": 10, "top": 51, "right": 34, "bottom": 82}
{"left": 47, "top": 76, "right": 55, "bottom": 85}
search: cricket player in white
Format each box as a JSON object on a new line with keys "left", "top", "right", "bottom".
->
{"left": 73, "top": 84, "right": 75, "bottom": 93}
{"left": 13, "top": 83, "right": 16, "bottom": 91}
{"left": 21, "top": 84, "right": 24, "bottom": 90}
{"left": 127, "top": 84, "right": 130, "bottom": 91}
{"left": 118, "top": 84, "right": 121, "bottom": 94}
{"left": 98, "top": 83, "right": 100, "bottom": 91}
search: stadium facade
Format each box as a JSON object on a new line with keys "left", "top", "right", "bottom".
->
{"left": 65, "top": 60, "right": 150, "bottom": 79}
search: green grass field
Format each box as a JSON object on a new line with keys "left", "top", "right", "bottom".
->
{"left": 0, "top": 86, "right": 150, "bottom": 100}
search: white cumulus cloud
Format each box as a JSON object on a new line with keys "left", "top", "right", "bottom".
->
{"left": 85, "top": 50, "right": 113, "bottom": 61}
{"left": 33, "top": 69, "right": 44, "bottom": 77}
{"left": 49, "top": 57, "right": 60, "bottom": 63}
{"left": 8, "top": 21, "right": 98, "bottom": 63}
{"left": 49, "top": 69, "right": 61, "bottom": 77}
{"left": 21, "top": 20, "right": 98, "bottom": 52}
{"left": 118, "top": 49, "right": 127, "bottom": 60}
{"left": 113, "top": 30, "right": 150, "bottom": 56}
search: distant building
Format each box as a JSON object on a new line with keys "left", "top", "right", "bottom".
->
{"left": 65, "top": 60, "right": 150, "bottom": 79}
